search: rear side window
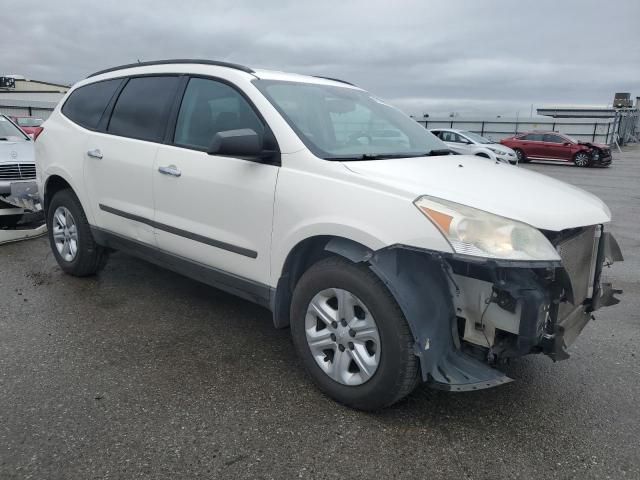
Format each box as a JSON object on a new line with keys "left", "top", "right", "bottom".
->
{"left": 520, "top": 133, "right": 544, "bottom": 141}
{"left": 174, "top": 77, "right": 264, "bottom": 150}
{"left": 108, "top": 76, "right": 179, "bottom": 142}
{"left": 61, "top": 79, "right": 122, "bottom": 130}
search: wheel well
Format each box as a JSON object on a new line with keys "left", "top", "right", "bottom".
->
{"left": 271, "top": 236, "right": 372, "bottom": 328}
{"left": 476, "top": 152, "right": 490, "bottom": 158}
{"left": 44, "top": 175, "right": 72, "bottom": 213}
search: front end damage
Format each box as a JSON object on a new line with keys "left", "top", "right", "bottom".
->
{"left": 326, "top": 225, "right": 623, "bottom": 392}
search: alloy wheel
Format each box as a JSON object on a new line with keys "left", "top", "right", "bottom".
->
{"left": 575, "top": 152, "right": 590, "bottom": 167}
{"left": 52, "top": 206, "right": 79, "bottom": 262}
{"left": 305, "top": 288, "right": 381, "bottom": 386}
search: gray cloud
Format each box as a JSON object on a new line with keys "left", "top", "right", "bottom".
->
{"left": 3, "top": 0, "right": 639, "bottom": 116}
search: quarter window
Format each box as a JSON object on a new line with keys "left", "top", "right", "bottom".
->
{"left": 61, "top": 79, "right": 122, "bottom": 130}
{"left": 174, "top": 78, "right": 264, "bottom": 150}
{"left": 107, "top": 76, "right": 179, "bottom": 142}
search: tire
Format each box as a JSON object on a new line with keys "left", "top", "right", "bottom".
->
{"left": 574, "top": 151, "right": 591, "bottom": 167}
{"left": 514, "top": 148, "right": 528, "bottom": 163}
{"left": 290, "top": 256, "right": 419, "bottom": 410}
{"left": 0, "top": 214, "right": 23, "bottom": 228}
{"left": 47, "top": 189, "right": 108, "bottom": 276}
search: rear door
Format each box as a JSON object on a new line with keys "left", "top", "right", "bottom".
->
{"left": 519, "top": 133, "right": 544, "bottom": 158}
{"left": 83, "top": 75, "right": 180, "bottom": 245}
{"left": 152, "top": 76, "right": 279, "bottom": 284}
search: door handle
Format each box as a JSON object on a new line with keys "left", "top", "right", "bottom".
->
{"left": 87, "top": 148, "right": 103, "bottom": 159}
{"left": 158, "top": 165, "right": 182, "bottom": 177}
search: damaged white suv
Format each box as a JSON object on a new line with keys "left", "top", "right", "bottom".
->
{"left": 35, "top": 60, "right": 623, "bottom": 410}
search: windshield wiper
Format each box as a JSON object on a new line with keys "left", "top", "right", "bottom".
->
{"left": 0, "top": 137, "right": 10, "bottom": 141}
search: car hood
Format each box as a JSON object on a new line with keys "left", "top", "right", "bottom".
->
{"left": 0, "top": 140, "right": 34, "bottom": 164}
{"left": 343, "top": 154, "right": 611, "bottom": 231}
{"left": 485, "top": 143, "right": 513, "bottom": 152}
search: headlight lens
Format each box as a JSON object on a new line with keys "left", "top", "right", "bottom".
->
{"left": 414, "top": 196, "right": 560, "bottom": 261}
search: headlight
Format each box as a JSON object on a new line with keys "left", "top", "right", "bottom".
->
{"left": 414, "top": 196, "right": 561, "bottom": 261}
{"left": 487, "top": 147, "right": 508, "bottom": 156}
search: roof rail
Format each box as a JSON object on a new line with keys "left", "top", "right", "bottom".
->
{"left": 87, "top": 59, "right": 254, "bottom": 78}
{"left": 313, "top": 76, "right": 356, "bottom": 86}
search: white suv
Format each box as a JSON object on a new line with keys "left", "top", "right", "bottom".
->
{"left": 35, "top": 60, "right": 622, "bottom": 410}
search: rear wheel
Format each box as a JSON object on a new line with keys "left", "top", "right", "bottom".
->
{"left": 47, "top": 189, "right": 108, "bottom": 276}
{"left": 514, "top": 148, "right": 528, "bottom": 163}
{"left": 574, "top": 151, "right": 591, "bottom": 167}
{"left": 290, "top": 256, "right": 419, "bottom": 410}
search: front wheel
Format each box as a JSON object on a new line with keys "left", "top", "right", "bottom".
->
{"left": 290, "top": 256, "right": 419, "bottom": 410}
{"left": 47, "top": 189, "right": 108, "bottom": 276}
{"left": 574, "top": 151, "right": 591, "bottom": 167}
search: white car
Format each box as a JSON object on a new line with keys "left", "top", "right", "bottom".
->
{"left": 34, "top": 60, "right": 622, "bottom": 410}
{"left": 0, "top": 115, "right": 36, "bottom": 227}
{"left": 430, "top": 128, "right": 518, "bottom": 164}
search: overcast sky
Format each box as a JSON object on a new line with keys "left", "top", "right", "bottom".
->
{"left": 4, "top": 0, "right": 640, "bottom": 117}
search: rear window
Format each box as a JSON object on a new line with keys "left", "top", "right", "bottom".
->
{"left": 107, "top": 76, "right": 179, "bottom": 142}
{"left": 62, "top": 79, "right": 122, "bottom": 130}
{"left": 17, "top": 118, "right": 43, "bottom": 127}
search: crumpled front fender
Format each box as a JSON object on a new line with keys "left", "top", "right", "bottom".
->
{"left": 325, "top": 238, "right": 511, "bottom": 391}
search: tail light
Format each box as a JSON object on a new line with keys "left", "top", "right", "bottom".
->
{"left": 32, "top": 127, "right": 44, "bottom": 140}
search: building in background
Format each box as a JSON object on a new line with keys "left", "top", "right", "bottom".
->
{"left": 0, "top": 75, "right": 69, "bottom": 120}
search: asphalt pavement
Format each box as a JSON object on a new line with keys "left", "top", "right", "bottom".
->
{"left": 1, "top": 146, "right": 638, "bottom": 479}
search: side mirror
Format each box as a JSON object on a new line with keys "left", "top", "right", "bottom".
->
{"left": 563, "top": 142, "right": 571, "bottom": 146}
{"left": 208, "top": 129, "right": 263, "bottom": 157}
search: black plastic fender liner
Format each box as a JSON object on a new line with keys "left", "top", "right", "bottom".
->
{"left": 324, "top": 239, "right": 511, "bottom": 390}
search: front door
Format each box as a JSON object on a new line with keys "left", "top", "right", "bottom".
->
{"left": 542, "top": 133, "right": 573, "bottom": 161}
{"left": 153, "top": 77, "right": 279, "bottom": 284}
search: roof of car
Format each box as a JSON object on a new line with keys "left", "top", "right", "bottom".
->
{"left": 429, "top": 128, "right": 464, "bottom": 133}
{"left": 86, "top": 59, "right": 358, "bottom": 88}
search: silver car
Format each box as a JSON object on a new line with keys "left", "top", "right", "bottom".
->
{"left": 0, "top": 115, "right": 36, "bottom": 227}
{"left": 430, "top": 128, "right": 517, "bottom": 164}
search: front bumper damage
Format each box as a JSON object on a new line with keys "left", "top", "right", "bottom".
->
{"left": 326, "top": 226, "right": 623, "bottom": 392}
{"left": 0, "top": 180, "right": 41, "bottom": 212}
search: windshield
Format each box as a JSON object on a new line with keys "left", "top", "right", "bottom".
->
{"left": 460, "top": 131, "right": 493, "bottom": 144}
{"left": 16, "top": 117, "right": 43, "bottom": 127}
{"left": 0, "top": 116, "right": 29, "bottom": 141}
{"left": 253, "top": 80, "right": 447, "bottom": 160}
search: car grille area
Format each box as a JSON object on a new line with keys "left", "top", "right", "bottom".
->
{"left": 554, "top": 225, "right": 600, "bottom": 304}
{"left": 0, "top": 163, "right": 36, "bottom": 181}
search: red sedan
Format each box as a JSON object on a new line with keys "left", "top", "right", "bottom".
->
{"left": 8, "top": 116, "right": 45, "bottom": 140}
{"left": 500, "top": 131, "right": 612, "bottom": 167}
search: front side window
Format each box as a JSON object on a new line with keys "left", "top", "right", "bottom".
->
{"left": 174, "top": 78, "right": 264, "bottom": 150}
{"left": 62, "top": 79, "right": 122, "bottom": 130}
{"left": 254, "top": 80, "right": 445, "bottom": 160}
{"left": 543, "top": 134, "right": 567, "bottom": 144}
{"left": 460, "top": 131, "right": 492, "bottom": 144}
{"left": 107, "top": 76, "right": 179, "bottom": 142}
{"left": 521, "top": 133, "right": 544, "bottom": 141}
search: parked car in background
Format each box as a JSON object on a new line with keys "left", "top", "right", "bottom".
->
{"left": 9, "top": 116, "right": 45, "bottom": 140}
{"left": 34, "top": 60, "right": 622, "bottom": 410}
{"left": 430, "top": 128, "right": 517, "bottom": 164}
{"left": 0, "top": 115, "right": 35, "bottom": 227}
{"left": 500, "top": 131, "right": 612, "bottom": 167}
